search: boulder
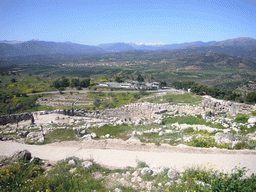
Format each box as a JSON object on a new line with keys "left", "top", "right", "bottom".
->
{"left": 141, "top": 167, "right": 153, "bottom": 176}
{"left": 79, "top": 130, "right": 87, "bottom": 136}
{"left": 26, "top": 132, "right": 44, "bottom": 143}
{"left": 81, "top": 161, "right": 93, "bottom": 168}
{"left": 12, "top": 150, "right": 32, "bottom": 161}
{"left": 214, "top": 132, "right": 237, "bottom": 144}
{"left": 68, "top": 159, "right": 76, "bottom": 166}
{"left": 82, "top": 134, "right": 92, "bottom": 140}
{"left": 248, "top": 117, "right": 256, "bottom": 125}
{"left": 167, "top": 168, "right": 179, "bottom": 179}
{"left": 91, "top": 133, "right": 98, "bottom": 138}
{"left": 131, "top": 176, "right": 143, "bottom": 183}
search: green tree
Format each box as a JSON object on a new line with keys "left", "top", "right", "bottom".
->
{"left": 159, "top": 81, "right": 167, "bottom": 87}
{"left": 245, "top": 92, "right": 256, "bottom": 104}
{"left": 11, "top": 78, "right": 17, "bottom": 83}
{"left": 60, "top": 77, "right": 70, "bottom": 87}
{"left": 137, "top": 74, "right": 144, "bottom": 82}
{"left": 80, "top": 78, "right": 90, "bottom": 88}
{"left": 115, "top": 76, "right": 123, "bottom": 83}
{"left": 71, "top": 78, "right": 80, "bottom": 87}
{"left": 53, "top": 79, "right": 61, "bottom": 89}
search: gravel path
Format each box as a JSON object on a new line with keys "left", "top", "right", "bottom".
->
{"left": 1, "top": 140, "right": 256, "bottom": 176}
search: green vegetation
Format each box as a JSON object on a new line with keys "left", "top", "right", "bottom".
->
{"left": 87, "top": 125, "right": 130, "bottom": 140}
{"left": 1, "top": 157, "right": 255, "bottom": 191}
{"left": 163, "top": 115, "right": 225, "bottom": 129}
{"left": 43, "top": 129, "right": 79, "bottom": 144}
{"left": 172, "top": 81, "right": 244, "bottom": 102}
{"left": 167, "top": 166, "right": 256, "bottom": 192}
{"left": 147, "top": 93, "right": 203, "bottom": 105}
{"left": 90, "top": 91, "right": 150, "bottom": 110}
{"left": 0, "top": 95, "right": 38, "bottom": 115}
{"left": 234, "top": 116, "right": 249, "bottom": 124}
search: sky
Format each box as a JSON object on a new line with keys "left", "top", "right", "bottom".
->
{"left": 1, "top": 0, "right": 256, "bottom": 45}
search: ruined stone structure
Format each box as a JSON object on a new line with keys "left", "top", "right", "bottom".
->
{"left": 0, "top": 113, "right": 33, "bottom": 125}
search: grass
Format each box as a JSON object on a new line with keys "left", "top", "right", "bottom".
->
{"left": 147, "top": 93, "right": 203, "bottom": 105}
{"left": 234, "top": 116, "right": 249, "bottom": 124}
{"left": 89, "top": 91, "right": 151, "bottom": 109}
{"left": 87, "top": 124, "right": 131, "bottom": 140}
{"left": 43, "top": 129, "right": 79, "bottom": 144}
{"left": 163, "top": 115, "right": 225, "bottom": 129}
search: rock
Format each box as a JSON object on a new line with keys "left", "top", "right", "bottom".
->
{"left": 92, "top": 172, "right": 103, "bottom": 179}
{"left": 116, "top": 119, "right": 125, "bottom": 126}
{"left": 12, "top": 150, "right": 32, "bottom": 161}
{"left": 127, "top": 136, "right": 141, "bottom": 142}
{"left": 82, "top": 134, "right": 92, "bottom": 140}
{"left": 134, "top": 119, "right": 142, "bottom": 126}
{"left": 214, "top": 132, "right": 237, "bottom": 144}
{"left": 29, "top": 157, "right": 41, "bottom": 164}
{"left": 79, "top": 130, "right": 87, "bottom": 136}
{"left": 68, "top": 159, "right": 76, "bottom": 166}
{"left": 196, "top": 180, "right": 211, "bottom": 188}
{"left": 141, "top": 167, "right": 153, "bottom": 176}
{"left": 248, "top": 117, "right": 256, "bottom": 124}
{"left": 132, "top": 170, "right": 139, "bottom": 177}
{"left": 91, "top": 133, "right": 98, "bottom": 138}
{"left": 165, "top": 181, "right": 174, "bottom": 186}
{"left": 167, "top": 168, "right": 179, "bottom": 179}
{"left": 159, "top": 131, "right": 165, "bottom": 136}
{"left": 26, "top": 132, "right": 44, "bottom": 143}
{"left": 105, "top": 134, "right": 111, "bottom": 138}
{"left": 131, "top": 176, "right": 143, "bottom": 183}
{"left": 17, "top": 131, "right": 29, "bottom": 137}
{"left": 69, "top": 168, "right": 76, "bottom": 174}
{"left": 81, "top": 161, "right": 93, "bottom": 168}
{"left": 114, "top": 188, "right": 122, "bottom": 192}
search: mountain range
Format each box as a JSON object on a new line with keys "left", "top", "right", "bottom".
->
{"left": 0, "top": 37, "right": 256, "bottom": 62}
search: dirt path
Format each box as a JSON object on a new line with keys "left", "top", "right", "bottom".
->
{"left": 1, "top": 140, "right": 256, "bottom": 176}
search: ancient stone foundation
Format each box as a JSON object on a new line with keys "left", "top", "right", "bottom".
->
{"left": 0, "top": 113, "right": 33, "bottom": 125}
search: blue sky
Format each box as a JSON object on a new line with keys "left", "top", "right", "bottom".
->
{"left": 1, "top": 0, "right": 255, "bottom": 45}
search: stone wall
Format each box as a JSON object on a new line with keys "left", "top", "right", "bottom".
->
{"left": 0, "top": 113, "right": 33, "bottom": 125}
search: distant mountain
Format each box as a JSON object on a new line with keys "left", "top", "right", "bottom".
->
{"left": 0, "top": 37, "right": 256, "bottom": 59}
{"left": 207, "top": 37, "right": 256, "bottom": 47}
{"left": 0, "top": 40, "right": 104, "bottom": 57}
{"left": 0, "top": 40, "right": 23, "bottom": 44}
{"left": 98, "top": 37, "right": 256, "bottom": 52}
{"left": 98, "top": 43, "right": 135, "bottom": 52}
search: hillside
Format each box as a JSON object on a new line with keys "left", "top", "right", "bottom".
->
{"left": 0, "top": 40, "right": 105, "bottom": 57}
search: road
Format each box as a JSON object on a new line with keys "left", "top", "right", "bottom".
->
{"left": 1, "top": 140, "right": 256, "bottom": 176}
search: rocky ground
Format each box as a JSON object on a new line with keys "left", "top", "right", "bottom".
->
{"left": 1, "top": 91, "right": 256, "bottom": 184}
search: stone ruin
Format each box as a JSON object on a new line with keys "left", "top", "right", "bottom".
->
{"left": 0, "top": 113, "right": 33, "bottom": 125}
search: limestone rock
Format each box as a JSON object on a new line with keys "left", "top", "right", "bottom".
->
{"left": 131, "top": 176, "right": 143, "bottom": 183}
{"left": 167, "top": 168, "right": 179, "bottom": 179}
{"left": 141, "top": 167, "right": 153, "bottom": 176}
{"left": 82, "top": 134, "right": 92, "bottom": 140}
{"left": 214, "top": 132, "right": 237, "bottom": 144}
{"left": 79, "top": 130, "right": 87, "bottom": 136}
{"left": 91, "top": 133, "right": 98, "bottom": 138}
{"left": 68, "top": 159, "right": 76, "bottom": 166}
{"left": 12, "top": 150, "right": 32, "bottom": 161}
{"left": 248, "top": 117, "right": 256, "bottom": 124}
{"left": 26, "top": 132, "right": 44, "bottom": 143}
{"left": 81, "top": 161, "right": 93, "bottom": 168}
{"left": 114, "top": 188, "right": 122, "bottom": 192}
